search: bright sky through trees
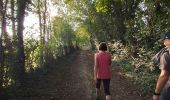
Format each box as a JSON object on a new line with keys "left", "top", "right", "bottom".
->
{"left": 6, "top": 2, "right": 58, "bottom": 40}
{"left": 24, "top": 13, "right": 39, "bottom": 39}
{"left": 23, "top": 5, "right": 58, "bottom": 40}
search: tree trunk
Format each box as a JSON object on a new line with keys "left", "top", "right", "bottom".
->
{"left": 46, "top": 3, "right": 51, "bottom": 63}
{"left": 43, "top": 0, "right": 48, "bottom": 63}
{"left": 0, "top": 0, "right": 4, "bottom": 98}
{"left": 38, "top": 0, "right": 44, "bottom": 67}
{"left": 16, "top": 0, "right": 27, "bottom": 86}
{"left": 11, "top": 0, "right": 16, "bottom": 36}
{"left": 0, "top": 0, "right": 8, "bottom": 98}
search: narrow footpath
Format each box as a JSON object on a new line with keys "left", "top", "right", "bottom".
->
{"left": 11, "top": 50, "right": 150, "bottom": 100}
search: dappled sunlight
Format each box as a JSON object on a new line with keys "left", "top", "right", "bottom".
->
{"left": 0, "top": 0, "right": 169, "bottom": 99}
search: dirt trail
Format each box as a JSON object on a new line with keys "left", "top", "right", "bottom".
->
{"left": 11, "top": 50, "right": 151, "bottom": 100}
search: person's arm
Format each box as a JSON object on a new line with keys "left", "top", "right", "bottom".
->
{"left": 94, "top": 54, "right": 98, "bottom": 80}
{"left": 153, "top": 69, "right": 169, "bottom": 100}
{"left": 155, "top": 69, "right": 169, "bottom": 94}
{"left": 153, "top": 52, "right": 170, "bottom": 100}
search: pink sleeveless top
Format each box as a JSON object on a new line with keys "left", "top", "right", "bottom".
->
{"left": 95, "top": 51, "right": 112, "bottom": 79}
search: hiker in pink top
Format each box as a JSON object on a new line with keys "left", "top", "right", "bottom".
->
{"left": 94, "top": 42, "right": 112, "bottom": 100}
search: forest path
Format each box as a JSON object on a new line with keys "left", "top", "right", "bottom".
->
{"left": 11, "top": 50, "right": 151, "bottom": 100}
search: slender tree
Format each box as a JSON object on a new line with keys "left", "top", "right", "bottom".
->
{"left": 16, "top": 0, "right": 27, "bottom": 86}
{"left": 0, "top": 0, "right": 9, "bottom": 98}
{"left": 43, "top": 0, "right": 47, "bottom": 59}
{"left": 37, "top": 0, "right": 44, "bottom": 67}
{"left": 0, "top": 0, "right": 4, "bottom": 96}
{"left": 11, "top": 0, "right": 16, "bottom": 36}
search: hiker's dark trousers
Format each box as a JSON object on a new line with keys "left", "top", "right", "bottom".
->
{"left": 96, "top": 79, "right": 110, "bottom": 95}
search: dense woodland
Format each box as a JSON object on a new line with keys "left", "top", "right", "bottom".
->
{"left": 0, "top": 0, "right": 170, "bottom": 99}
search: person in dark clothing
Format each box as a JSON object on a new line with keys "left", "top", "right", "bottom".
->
{"left": 152, "top": 32, "right": 170, "bottom": 100}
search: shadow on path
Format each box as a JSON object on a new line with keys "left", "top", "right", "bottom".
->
{"left": 9, "top": 50, "right": 150, "bottom": 100}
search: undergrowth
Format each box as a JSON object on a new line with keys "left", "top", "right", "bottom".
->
{"left": 108, "top": 40, "right": 159, "bottom": 95}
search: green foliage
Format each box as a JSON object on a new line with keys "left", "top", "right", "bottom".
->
{"left": 50, "top": 17, "right": 75, "bottom": 56}
{"left": 74, "top": 25, "right": 90, "bottom": 47}
{"left": 24, "top": 39, "right": 39, "bottom": 72}
{"left": 109, "top": 40, "right": 158, "bottom": 94}
{"left": 95, "top": 0, "right": 108, "bottom": 13}
{"left": 64, "top": 0, "right": 72, "bottom": 4}
{"left": 3, "top": 0, "right": 170, "bottom": 96}
{"left": 122, "top": 61, "right": 132, "bottom": 72}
